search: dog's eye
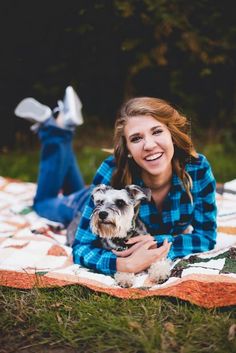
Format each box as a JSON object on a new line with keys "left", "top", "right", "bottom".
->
{"left": 115, "top": 199, "right": 126, "bottom": 208}
{"left": 96, "top": 200, "right": 104, "bottom": 205}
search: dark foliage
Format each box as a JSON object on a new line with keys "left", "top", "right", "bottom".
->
{"left": 1, "top": 0, "right": 236, "bottom": 148}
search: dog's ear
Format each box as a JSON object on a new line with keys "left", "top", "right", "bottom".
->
{"left": 91, "top": 184, "right": 112, "bottom": 198}
{"left": 125, "top": 185, "right": 151, "bottom": 205}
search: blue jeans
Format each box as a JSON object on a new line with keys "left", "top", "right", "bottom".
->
{"left": 33, "top": 117, "right": 90, "bottom": 226}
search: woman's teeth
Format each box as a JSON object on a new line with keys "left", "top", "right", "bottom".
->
{"left": 145, "top": 153, "right": 163, "bottom": 161}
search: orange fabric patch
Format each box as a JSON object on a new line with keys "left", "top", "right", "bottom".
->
{"left": 47, "top": 244, "right": 68, "bottom": 256}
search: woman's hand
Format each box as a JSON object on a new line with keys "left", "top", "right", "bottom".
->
{"left": 113, "top": 234, "right": 156, "bottom": 258}
{"left": 115, "top": 238, "right": 172, "bottom": 274}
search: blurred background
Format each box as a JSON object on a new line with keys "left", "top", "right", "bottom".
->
{"left": 0, "top": 0, "right": 236, "bottom": 183}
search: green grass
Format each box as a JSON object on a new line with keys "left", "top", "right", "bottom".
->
{"left": 0, "top": 286, "right": 235, "bottom": 353}
{"left": 198, "top": 143, "right": 236, "bottom": 183}
{"left": 0, "top": 146, "right": 109, "bottom": 185}
{"left": 0, "top": 142, "right": 235, "bottom": 184}
{"left": 0, "top": 140, "right": 236, "bottom": 352}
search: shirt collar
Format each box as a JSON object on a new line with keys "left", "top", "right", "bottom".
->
{"left": 133, "top": 171, "right": 184, "bottom": 192}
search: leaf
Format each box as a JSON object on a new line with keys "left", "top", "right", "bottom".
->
{"left": 228, "top": 324, "right": 236, "bottom": 341}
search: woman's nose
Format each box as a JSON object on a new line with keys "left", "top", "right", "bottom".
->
{"left": 143, "top": 137, "right": 157, "bottom": 150}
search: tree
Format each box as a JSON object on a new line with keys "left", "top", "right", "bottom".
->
{"left": 1, "top": 0, "right": 236, "bottom": 148}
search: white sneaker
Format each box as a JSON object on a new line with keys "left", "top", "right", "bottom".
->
{"left": 55, "top": 86, "right": 84, "bottom": 129}
{"left": 14, "top": 98, "right": 52, "bottom": 124}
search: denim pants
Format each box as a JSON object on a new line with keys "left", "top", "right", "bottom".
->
{"left": 33, "top": 118, "right": 90, "bottom": 226}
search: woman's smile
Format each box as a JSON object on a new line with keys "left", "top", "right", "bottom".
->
{"left": 144, "top": 152, "right": 164, "bottom": 162}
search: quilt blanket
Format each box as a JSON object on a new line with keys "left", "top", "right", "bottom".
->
{"left": 0, "top": 176, "right": 236, "bottom": 308}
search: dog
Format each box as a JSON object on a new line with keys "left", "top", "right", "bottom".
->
{"left": 90, "top": 184, "right": 171, "bottom": 288}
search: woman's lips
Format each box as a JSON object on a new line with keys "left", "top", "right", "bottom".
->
{"left": 144, "top": 152, "right": 163, "bottom": 161}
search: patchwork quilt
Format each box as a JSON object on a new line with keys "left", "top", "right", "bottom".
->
{"left": 0, "top": 176, "right": 236, "bottom": 308}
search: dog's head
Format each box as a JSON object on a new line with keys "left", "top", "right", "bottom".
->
{"left": 90, "top": 184, "right": 151, "bottom": 239}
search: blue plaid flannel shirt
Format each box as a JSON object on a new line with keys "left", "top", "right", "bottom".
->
{"left": 72, "top": 153, "right": 217, "bottom": 275}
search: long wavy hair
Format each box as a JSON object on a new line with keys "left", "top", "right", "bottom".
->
{"left": 111, "top": 97, "right": 198, "bottom": 202}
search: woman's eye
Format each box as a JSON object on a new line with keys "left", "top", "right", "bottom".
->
{"left": 130, "top": 136, "right": 142, "bottom": 143}
{"left": 153, "top": 129, "right": 163, "bottom": 135}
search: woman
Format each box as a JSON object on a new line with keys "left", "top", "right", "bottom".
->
{"left": 15, "top": 91, "right": 217, "bottom": 276}
{"left": 73, "top": 97, "right": 217, "bottom": 275}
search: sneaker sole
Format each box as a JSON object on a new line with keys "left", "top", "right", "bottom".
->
{"left": 65, "top": 86, "right": 84, "bottom": 126}
{"left": 15, "top": 98, "right": 52, "bottom": 123}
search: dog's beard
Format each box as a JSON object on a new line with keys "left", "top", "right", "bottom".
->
{"left": 90, "top": 210, "right": 133, "bottom": 239}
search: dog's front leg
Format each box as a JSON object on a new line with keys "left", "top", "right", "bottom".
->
{"left": 148, "top": 259, "right": 172, "bottom": 284}
{"left": 114, "top": 271, "right": 135, "bottom": 288}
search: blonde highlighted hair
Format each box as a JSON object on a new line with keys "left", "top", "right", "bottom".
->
{"left": 111, "top": 97, "right": 198, "bottom": 202}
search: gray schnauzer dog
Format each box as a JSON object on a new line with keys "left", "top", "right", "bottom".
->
{"left": 90, "top": 184, "right": 171, "bottom": 288}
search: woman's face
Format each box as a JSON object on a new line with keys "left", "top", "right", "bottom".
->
{"left": 124, "top": 115, "right": 174, "bottom": 179}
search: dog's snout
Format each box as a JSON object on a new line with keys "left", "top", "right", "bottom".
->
{"left": 98, "top": 211, "right": 108, "bottom": 220}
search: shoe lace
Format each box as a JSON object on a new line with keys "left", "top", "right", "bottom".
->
{"left": 53, "top": 100, "right": 64, "bottom": 114}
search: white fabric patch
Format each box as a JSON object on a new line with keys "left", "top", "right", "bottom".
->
{"left": 0, "top": 238, "right": 29, "bottom": 248}
{"left": 224, "top": 179, "right": 236, "bottom": 192}
{"left": 214, "top": 233, "right": 236, "bottom": 251}
{"left": 24, "top": 240, "right": 53, "bottom": 254}
{"left": 76, "top": 268, "right": 116, "bottom": 286}
{"left": 0, "top": 251, "right": 67, "bottom": 271}
{"left": 182, "top": 267, "right": 220, "bottom": 276}
{"left": 51, "top": 264, "right": 81, "bottom": 275}
{"left": 188, "top": 258, "right": 225, "bottom": 270}
{"left": 0, "top": 223, "right": 17, "bottom": 233}
{"left": 4, "top": 182, "right": 35, "bottom": 194}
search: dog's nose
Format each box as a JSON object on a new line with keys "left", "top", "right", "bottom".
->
{"left": 98, "top": 211, "right": 108, "bottom": 220}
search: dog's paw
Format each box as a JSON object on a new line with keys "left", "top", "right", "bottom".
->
{"left": 148, "top": 259, "right": 172, "bottom": 284}
{"left": 114, "top": 272, "right": 135, "bottom": 288}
